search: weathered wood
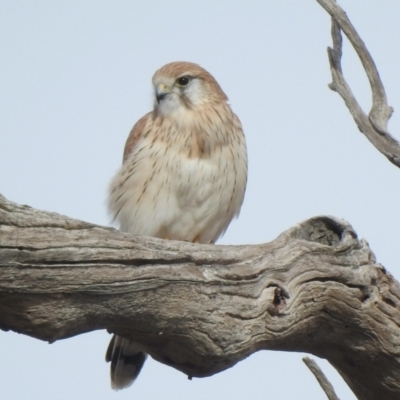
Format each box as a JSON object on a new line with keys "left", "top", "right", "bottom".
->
{"left": 316, "top": 0, "right": 400, "bottom": 168}
{"left": 303, "top": 357, "right": 341, "bottom": 400}
{"left": 1, "top": 194, "right": 400, "bottom": 399}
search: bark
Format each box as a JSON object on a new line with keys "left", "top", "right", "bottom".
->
{"left": 1, "top": 194, "right": 400, "bottom": 400}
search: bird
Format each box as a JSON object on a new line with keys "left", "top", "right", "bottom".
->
{"left": 105, "top": 61, "right": 248, "bottom": 390}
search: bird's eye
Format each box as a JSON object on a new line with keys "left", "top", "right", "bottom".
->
{"left": 176, "top": 76, "right": 190, "bottom": 86}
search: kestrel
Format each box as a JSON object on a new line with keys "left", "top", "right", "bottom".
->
{"left": 105, "top": 61, "right": 248, "bottom": 390}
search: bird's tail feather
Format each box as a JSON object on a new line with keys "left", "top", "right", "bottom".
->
{"left": 105, "top": 335, "right": 147, "bottom": 390}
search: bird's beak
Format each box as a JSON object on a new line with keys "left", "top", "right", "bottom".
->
{"left": 156, "top": 83, "right": 171, "bottom": 103}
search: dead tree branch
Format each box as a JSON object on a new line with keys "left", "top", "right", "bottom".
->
{"left": 316, "top": 0, "right": 400, "bottom": 168}
{"left": 303, "top": 357, "right": 341, "bottom": 400}
{"left": 1, "top": 194, "right": 400, "bottom": 399}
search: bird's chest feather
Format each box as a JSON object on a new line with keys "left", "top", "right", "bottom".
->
{"left": 138, "top": 133, "right": 232, "bottom": 211}
{"left": 108, "top": 114, "right": 246, "bottom": 242}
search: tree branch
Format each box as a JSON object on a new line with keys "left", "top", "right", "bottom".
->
{"left": 1, "top": 194, "right": 400, "bottom": 399}
{"left": 303, "top": 357, "right": 341, "bottom": 400}
{"left": 316, "top": 0, "right": 400, "bottom": 168}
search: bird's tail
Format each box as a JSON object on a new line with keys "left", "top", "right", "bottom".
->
{"left": 105, "top": 335, "right": 147, "bottom": 390}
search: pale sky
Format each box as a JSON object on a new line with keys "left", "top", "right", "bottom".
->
{"left": 1, "top": 1, "right": 399, "bottom": 399}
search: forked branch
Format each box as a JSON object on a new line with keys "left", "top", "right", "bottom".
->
{"left": 317, "top": 0, "right": 400, "bottom": 168}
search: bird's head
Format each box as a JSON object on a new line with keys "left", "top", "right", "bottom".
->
{"left": 152, "top": 62, "right": 228, "bottom": 117}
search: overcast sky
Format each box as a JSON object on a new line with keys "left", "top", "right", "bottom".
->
{"left": 1, "top": 1, "right": 399, "bottom": 399}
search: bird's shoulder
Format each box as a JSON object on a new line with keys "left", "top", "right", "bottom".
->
{"left": 122, "top": 111, "right": 154, "bottom": 163}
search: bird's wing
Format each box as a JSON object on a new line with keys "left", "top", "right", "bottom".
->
{"left": 122, "top": 111, "right": 153, "bottom": 163}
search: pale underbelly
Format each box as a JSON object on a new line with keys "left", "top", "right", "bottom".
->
{"left": 108, "top": 149, "right": 244, "bottom": 243}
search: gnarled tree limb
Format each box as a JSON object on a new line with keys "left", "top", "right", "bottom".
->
{"left": 317, "top": 0, "right": 400, "bottom": 168}
{"left": 1, "top": 194, "right": 400, "bottom": 400}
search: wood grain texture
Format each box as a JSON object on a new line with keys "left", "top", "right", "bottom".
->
{"left": 1, "top": 194, "right": 400, "bottom": 400}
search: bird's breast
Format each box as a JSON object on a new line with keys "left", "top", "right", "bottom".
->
{"left": 107, "top": 112, "right": 247, "bottom": 243}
